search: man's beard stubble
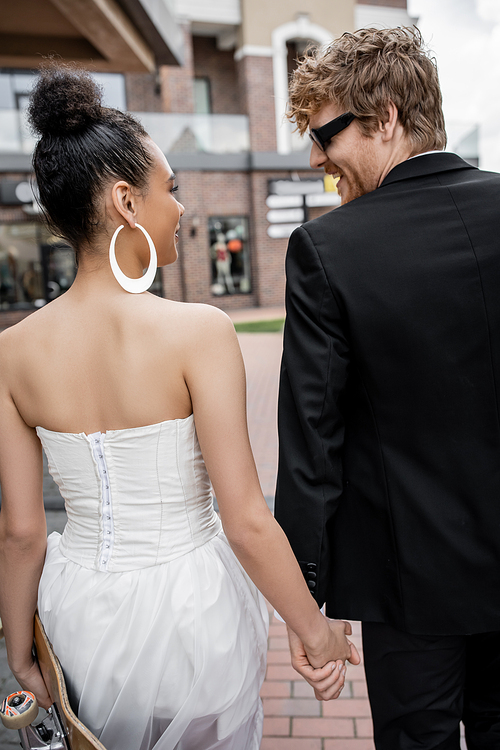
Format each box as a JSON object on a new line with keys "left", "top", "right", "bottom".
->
{"left": 333, "top": 165, "right": 368, "bottom": 206}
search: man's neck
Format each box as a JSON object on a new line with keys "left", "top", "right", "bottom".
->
{"left": 408, "top": 150, "right": 444, "bottom": 160}
{"left": 377, "top": 142, "right": 415, "bottom": 187}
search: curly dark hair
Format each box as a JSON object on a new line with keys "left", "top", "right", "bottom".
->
{"left": 288, "top": 27, "right": 446, "bottom": 152}
{"left": 28, "top": 63, "right": 154, "bottom": 253}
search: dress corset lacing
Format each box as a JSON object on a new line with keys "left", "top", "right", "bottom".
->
{"left": 36, "top": 415, "right": 222, "bottom": 573}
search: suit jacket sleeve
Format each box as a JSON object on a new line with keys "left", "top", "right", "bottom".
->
{"left": 275, "top": 225, "right": 349, "bottom": 607}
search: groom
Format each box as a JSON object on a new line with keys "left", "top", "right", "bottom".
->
{"left": 275, "top": 26, "right": 500, "bottom": 749}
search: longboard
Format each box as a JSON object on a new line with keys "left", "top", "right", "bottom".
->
{"left": 1, "top": 613, "right": 106, "bottom": 750}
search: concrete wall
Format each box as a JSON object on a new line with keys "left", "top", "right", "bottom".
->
{"left": 239, "top": 0, "right": 353, "bottom": 47}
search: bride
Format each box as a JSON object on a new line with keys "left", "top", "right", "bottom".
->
{"left": 0, "top": 65, "right": 358, "bottom": 750}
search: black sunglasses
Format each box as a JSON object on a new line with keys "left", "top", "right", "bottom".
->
{"left": 309, "top": 112, "right": 356, "bottom": 151}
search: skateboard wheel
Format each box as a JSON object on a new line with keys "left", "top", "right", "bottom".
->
{"left": 0, "top": 691, "right": 38, "bottom": 729}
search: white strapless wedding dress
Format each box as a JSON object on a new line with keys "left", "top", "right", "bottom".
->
{"left": 36, "top": 415, "right": 269, "bottom": 750}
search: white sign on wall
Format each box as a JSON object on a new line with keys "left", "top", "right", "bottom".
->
{"left": 266, "top": 208, "right": 305, "bottom": 224}
{"left": 269, "top": 179, "right": 324, "bottom": 195}
{"left": 266, "top": 178, "right": 339, "bottom": 238}
{"left": 265, "top": 194, "right": 303, "bottom": 209}
{"left": 306, "top": 193, "right": 340, "bottom": 207}
{"left": 267, "top": 223, "right": 303, "bottom": 239}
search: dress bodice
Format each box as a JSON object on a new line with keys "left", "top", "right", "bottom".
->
{"left": 36, "top": 415, "right": 222, "bottom": 573}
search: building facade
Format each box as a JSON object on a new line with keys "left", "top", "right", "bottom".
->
{"left": 0, "top": 0, "right": 417, "bottom": 328}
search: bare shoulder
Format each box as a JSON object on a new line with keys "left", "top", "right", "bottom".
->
{"left": 0, "top": 316, "right": 32, "bottom": 365}
{"left": 0, "top": 305, "right": 54, "bottom": 360}
{"left": 0, "top": 326, "right": 14, "bottom": 369}
{"left": 178, "top": 301, "right": 233, "bottom": 330}
{"left": 0, "top": 324, "right": 23, "bottom": 389}
{"left": 154, "top": 298, "right": 235, "bottom": 343}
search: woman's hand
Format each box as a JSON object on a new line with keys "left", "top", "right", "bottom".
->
{"left": 303, "top": 616, "right": 361, "bottom": 670}
{"left": 11, "top": 660, "right": 52, "bottom": 711}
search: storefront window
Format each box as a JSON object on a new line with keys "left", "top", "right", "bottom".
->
{"left": 208, "top": 217, "right": 251, "bottom": 296}
{"left": 40, "top": 237, "right": 78, "bottom": 302}
{"left": 0, "top": 223, "right": 163, "bottom": 309}
{"left": 0, "top": 71, "right": 126, "bottom": 111}
{"left": 0, "top": 224, "right": 65, "bottom": 309}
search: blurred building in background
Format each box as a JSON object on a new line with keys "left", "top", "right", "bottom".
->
{"left": 0, "top": 0, "right": 419, "bottom": 327}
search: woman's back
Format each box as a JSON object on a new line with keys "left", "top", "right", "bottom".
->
{"left": 34, "top": 387, "right": 267, "bottom": 750}
{"left": 37, "top": 413, "right": 221, "bottom": 571}
{"left": 3, "top": 284, "right": 203, "bottom": 435}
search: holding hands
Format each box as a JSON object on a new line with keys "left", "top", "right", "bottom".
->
{"left": 288, "top": 617, "right": 360, "bottom": 700}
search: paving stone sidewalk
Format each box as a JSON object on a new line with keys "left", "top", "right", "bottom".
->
{"left": 237, "top": 330, "right": 374, "bottom": 750}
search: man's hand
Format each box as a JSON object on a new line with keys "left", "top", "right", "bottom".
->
{"left": 287, "top": 627, "right": 346, "bottom": 699}
{"left": 287, "top": 620, "right": 361, "bottom": 700}
{"left": 306, "top": 617, "right": 361, "bottom": 669}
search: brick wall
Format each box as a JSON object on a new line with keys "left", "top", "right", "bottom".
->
{"left": 125, "top": 72, "right": 164, "bottom": 112}
{"left": 0, "top": 173, "right": 37, "bottom": 224}
{"left": 193, "top": 37, "right": 242, "bottom": 115}
{"left": 161, "top": 169, "right": 258, "bottom": 310}
{"left": 237, "top": 56, "right": 277, "bottom": 153}
{"left": 0, "top": 206, "right": 33, "bottom": 223}
{"left": 160, "top": 24, "right": 195, "bottom": 114}
{"left": 165, "top": 169, "right": 256, "bottom": 310}
{"left": 162, "top": 168, "right": 334, "bottom": 311}
{"left": 356, "top": 0, "right": 407, "bottom": 7}
{"left": 160, "top": 255, "right": 184, "bottom": 302}
{"left": 0, "top": 309, "right": 34, "bottom": 331}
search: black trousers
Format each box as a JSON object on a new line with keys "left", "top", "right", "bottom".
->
{"left": 362, "top": 622, "right": 500, "bottom": 750}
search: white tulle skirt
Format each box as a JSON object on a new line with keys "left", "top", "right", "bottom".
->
{"left": 38, "top": 531, "right": 269, "bottom": 750}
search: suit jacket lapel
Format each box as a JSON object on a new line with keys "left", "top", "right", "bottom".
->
{"left": 380, "top": 152, "right": 476, "bottom": 188}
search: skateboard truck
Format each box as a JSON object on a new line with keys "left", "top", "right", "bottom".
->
{"left": 1, "top": 690, "right": 69, "bottom": 749}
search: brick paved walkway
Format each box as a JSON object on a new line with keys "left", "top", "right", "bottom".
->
{"left": 237, "top": 330, "right": 374, "bottom": 750}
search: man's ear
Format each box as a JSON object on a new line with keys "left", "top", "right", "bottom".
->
{"left": 379, "top": 101, "right": 399, "bottom": 142}
{"left": 111, "top": 181, "right": 137, "bottom": 229}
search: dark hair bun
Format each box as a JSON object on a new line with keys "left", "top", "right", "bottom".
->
{"left": 28, "top": 65, "right": 103, "bottom": 137}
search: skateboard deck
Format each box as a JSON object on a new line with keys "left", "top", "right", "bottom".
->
{"left": 1, "top": 613, "right": 106, "bottom": 750}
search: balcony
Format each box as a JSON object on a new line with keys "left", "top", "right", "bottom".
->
{"left": 0, "top": 110, "right": 250, "bottom": 156}
{"left": 0, "top": 110, "right": 35, "bottom": 155}
{"left": 136, "top": 112, "right": 249, "bottom": 154}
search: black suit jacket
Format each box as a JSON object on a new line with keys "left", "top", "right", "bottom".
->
{"left": 275, "top": 153, "right": 500, "bottom": 635}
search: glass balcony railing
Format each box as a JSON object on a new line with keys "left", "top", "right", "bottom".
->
{"left": 0, "top": 110, "right": 36, "bottom": 154}
{"left": 135, "top": 112, "right": 249, "bottom": 155}
{"left": 290, "top": 127, "right": 309, "bottom": 152}
{"left": 0, "top": 110, "right": 250, "bottom": 155}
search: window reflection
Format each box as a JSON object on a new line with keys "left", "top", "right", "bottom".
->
{"left": 0, "top": 224, "right": 74, "bottom": 309}
{"left": 0, "top": 71, "right": 126, "bottom": 111}
{"left": 208, "top": 217, "right": 251, "bottom": 296}
{"left": 0, "top": 222, "right": 164, "bottom": 309}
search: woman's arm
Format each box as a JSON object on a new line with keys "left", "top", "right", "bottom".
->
{"left": 0, "top": 336, "right": 51, "bottom": 708}
{"left": 183, "top": 307, "right": 359, "bottom": 676}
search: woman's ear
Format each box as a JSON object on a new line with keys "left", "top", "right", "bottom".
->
{"left": 111, "top": 181, "right": 137, "bottom": 229}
